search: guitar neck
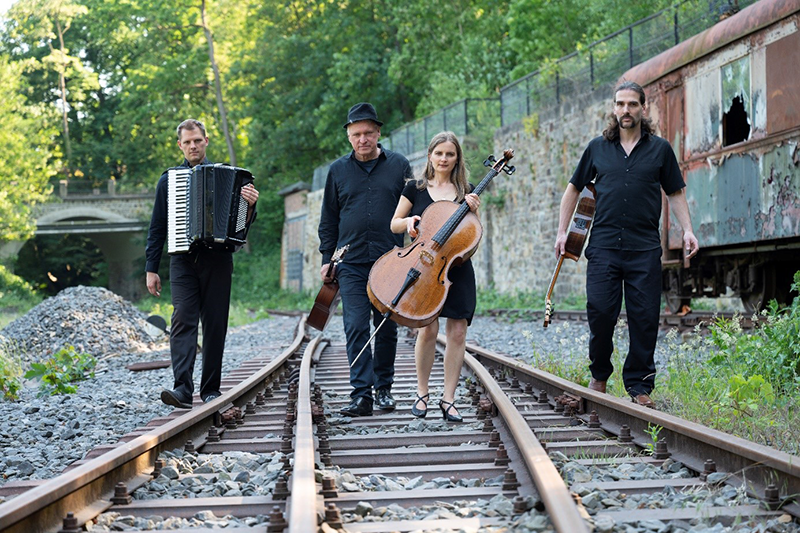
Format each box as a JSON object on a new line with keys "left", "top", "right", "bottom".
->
{"left": 325, "top": 259, "right": 337, "bottom": 279}
{"left": 545, "top": 255, "right": 565, "bottom": 302}
{"left": 543, "top": 255, "right": 565, "bottom": 328}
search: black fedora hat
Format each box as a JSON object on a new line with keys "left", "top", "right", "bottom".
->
{"left": 343, "top": 102, "right": 383, "bottom": 129}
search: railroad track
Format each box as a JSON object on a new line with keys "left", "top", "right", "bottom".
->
{"left": 489, "top": 309, "right": 760, "bottom": 330}
{"left": 1, "top": 315, "right": 797, "bottom": 532}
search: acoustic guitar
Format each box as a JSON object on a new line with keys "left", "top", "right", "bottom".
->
{"left": 308, "top": 244, "right": 349, "bottom": 331}
{"left": 544, "top": 183, "right": 596, "bottom": 327}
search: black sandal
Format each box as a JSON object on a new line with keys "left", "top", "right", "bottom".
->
{"left": 439, "top": 399, "right": 463, "bottom": 423}
{"left": 411, "top": 393, "right": 429, "bottom": 418}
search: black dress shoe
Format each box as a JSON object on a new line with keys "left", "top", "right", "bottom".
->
{"left": 202, "top": 392, "right": 221, "bottom": 403}
{"left": 375, "top": 388, "right": 396, "bottom": 411}
{"left": 161, "top": 389, "right": 192, "bottom": 409}
{"left": 340, "top": 397, "right": 373, "bottom": 417}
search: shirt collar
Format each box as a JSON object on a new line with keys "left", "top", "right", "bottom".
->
{"left": 182, "top": 157, "right": 211, "bottom": 168}
{"left": 348, "top": 143, "right": 385, "bottom": 163}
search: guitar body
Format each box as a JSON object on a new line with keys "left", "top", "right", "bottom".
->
{"left": 308, "top": 281, "right": 342, "bottom": 331}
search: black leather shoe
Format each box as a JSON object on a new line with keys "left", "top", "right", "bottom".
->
{"left": 202, "top": 392, "right": 221, "bottom": 403}
{"left": 375, "top": 388, "right": 396, "bottom": 411}
{"left": 340, "top": 397, "right": 373, "bottom": 417}
{"left": 161, "top": 389, "right": 192, "bottom": 409}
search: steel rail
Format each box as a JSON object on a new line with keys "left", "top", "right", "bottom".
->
{"left": 288, "top": 332, "right": 324, "bottom": 532}
{"left": 451, "top": 335, "right": 590, "bottom": 533}
{"left": 464, "top": 338, "right": 800, "bottom": 516}
{"left": 0, "top": 317, "right": 308, "bottom": 533}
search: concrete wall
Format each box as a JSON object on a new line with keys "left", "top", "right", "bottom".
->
{"left": 474, "top": 85, "right": 614, "bottom": 300}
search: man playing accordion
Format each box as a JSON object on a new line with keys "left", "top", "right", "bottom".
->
{"left": 145, "top": 119, "right": 258, "bottom": 409}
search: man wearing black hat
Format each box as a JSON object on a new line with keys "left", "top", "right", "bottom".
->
{"left": 318, "top": 102, "right": 413, "bottom": 416}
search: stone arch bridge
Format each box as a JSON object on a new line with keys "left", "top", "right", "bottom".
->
{"left": 1, "top": 182, "right": 154, "bottom": 301}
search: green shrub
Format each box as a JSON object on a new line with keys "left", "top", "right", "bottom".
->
{"left": 24, "top": 346, "right": 97, "bottom": 396}
{"left": 0, "top": 338, "right": 22, "bottom": 401}
{"left": 708, "top": 271, "right": 800, "bottom": 392}
{"left": 0, "top": 264, "right": 41, "bottom": 307}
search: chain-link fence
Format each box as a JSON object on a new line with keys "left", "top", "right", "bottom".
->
{"left": 500, "top": 0, "right": 755, "bottom": 126}
{"left": 387, "top": 98, "right": 501, "bottom": 156}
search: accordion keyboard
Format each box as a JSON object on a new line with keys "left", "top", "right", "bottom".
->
{"left": 167, "top": 168, "right": 192, "bottom": 254}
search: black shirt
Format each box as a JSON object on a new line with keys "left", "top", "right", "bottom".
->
{"left": 145, "top": 157, "right": 230, "bottom": 273}
{"left": 318, "top": 145, "right": 413, "bottom": 265}
{"left": 569, "top": 132, "right": 685, "bottom": 251}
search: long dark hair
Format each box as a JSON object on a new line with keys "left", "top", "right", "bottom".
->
{"left": 418, "top": 131, "right": 470, "bottom": 202}
{"left": 602, "top": 81, "right": 654, "bottom": 141}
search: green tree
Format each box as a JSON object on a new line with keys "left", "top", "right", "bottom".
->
{"left": 5, "top": 0, "right": 97, "bottom": 170}
{"left": 0, "top": 54, "right": 56, "bottom": 243}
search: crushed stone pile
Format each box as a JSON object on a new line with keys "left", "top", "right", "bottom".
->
{"left": 1, "top": 286, "right": 165, "bottom": 365}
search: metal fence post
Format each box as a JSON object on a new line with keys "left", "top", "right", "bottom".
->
{"left": 674, "top": 7, "right": 679, "bottom": 45}
{"left": 590, "top": 49, "right": 595, "bottom": 87}
{"left": 629, "top": 26, "right": 634, "bottom": 68}
{"left": 556, "top": 71, "right": 560, "bottom": 105}
{"left": 526, "top": 77, "right": 531, "bottom": 118}
{"left": 463, "top": 99, "right": 468, "bottom": 135}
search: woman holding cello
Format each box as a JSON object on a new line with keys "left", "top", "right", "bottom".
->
{"left": 389, "top": 131, "right": 480, "bottom": 422}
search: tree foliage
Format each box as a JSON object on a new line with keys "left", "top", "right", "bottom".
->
{"left": 0, "top": 0, "right": 691, "bottom": 258}
{"left": 0, "top": 54, "right": 56, "bottom": 242}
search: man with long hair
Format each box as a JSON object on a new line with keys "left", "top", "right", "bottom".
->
{"left": 554, "top": 81, "right": 699, "bottom": 408}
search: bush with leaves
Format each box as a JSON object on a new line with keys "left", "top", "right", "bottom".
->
{"left": 708, "top": 271, "right": 800, "bottom": 392}
{"left": 24, "top": 345, "right": 97, "bottom": 396}
{"left": 0, "top": 337, "right": 22, "bottom": 401}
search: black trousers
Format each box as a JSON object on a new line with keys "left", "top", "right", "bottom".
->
{"left": 169, "top": 249, "right": 233, "bottom": 400}
{"left": 337, "top": 262, "right": 397, "bottom": 401}
{"left": 585, "top": 246, "right": 662, "bottom": 396}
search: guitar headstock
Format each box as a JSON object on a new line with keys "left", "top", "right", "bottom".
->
{"left": 331, "top": 244, "right": 350, "bottom": 264}
{"left": 543, "top": 299, "right": 553, "bottom": 328}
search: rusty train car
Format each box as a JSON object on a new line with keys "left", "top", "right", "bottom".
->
{"left": 624, "top": 0, "right": 800, "bottom": 311}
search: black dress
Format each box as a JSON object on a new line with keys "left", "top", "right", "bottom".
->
{"left": 401, "top": 180, "right": 477, "bottom": 326}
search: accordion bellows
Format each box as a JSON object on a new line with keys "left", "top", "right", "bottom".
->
{"left": 167, "top": 164, "right": 254, "bottom": 254}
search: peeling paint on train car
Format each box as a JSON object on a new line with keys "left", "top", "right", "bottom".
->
{"left": 685, "top": 72, "right": 720, "bottom": 155}
{"left": 686, "top": 143, "right": 800, "bottom": 247}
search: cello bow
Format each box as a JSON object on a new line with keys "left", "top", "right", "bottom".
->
{"left": 543, "top": 183, "right": 596, "bottom": 327}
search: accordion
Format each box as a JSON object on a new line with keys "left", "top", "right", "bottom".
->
{"left": 167, "top": 164, "right": 256, "bottom": 254}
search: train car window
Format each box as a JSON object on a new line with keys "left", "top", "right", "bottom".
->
{"left": 723, "top": 96, "right": 750, "bottom": 146}
{"left": 721, "top": 57, "right": 751, "bottom": 147}
{"left": 765, "top": 30, "right": 800, "bottom": 135}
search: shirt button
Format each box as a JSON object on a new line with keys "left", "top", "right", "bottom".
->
{"left": 626, "top": 169, "right": 629, "bottom": 172}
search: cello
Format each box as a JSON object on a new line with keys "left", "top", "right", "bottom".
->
{"left": 543, "top": 183, "right": 596, "bottom": 327}
{"left": 366, "top": 149, "right": 515, "bottom": 329}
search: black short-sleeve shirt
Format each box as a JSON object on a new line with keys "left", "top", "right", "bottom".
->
{"left": 569, "top": 132, "right": 685, "bottom": 251}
